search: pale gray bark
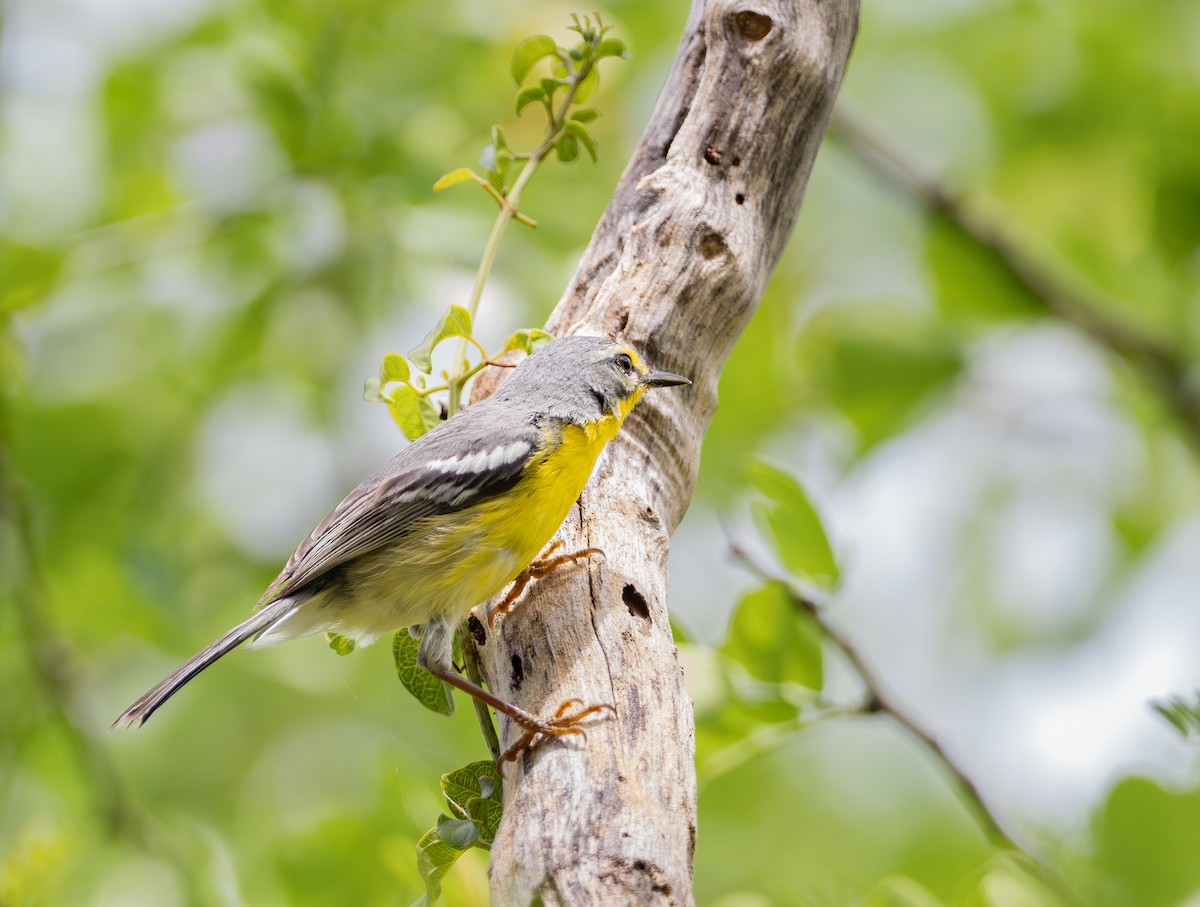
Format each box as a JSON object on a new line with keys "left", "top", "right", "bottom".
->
{"left": 476, "top": 1, "right": 859, "bottom": 903}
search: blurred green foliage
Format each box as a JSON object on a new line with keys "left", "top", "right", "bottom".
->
{"left": 3, "top": 0, "right": 1200, "bottom": 904}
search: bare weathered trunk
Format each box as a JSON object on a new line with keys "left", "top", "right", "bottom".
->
{"left": 477, "top": 1, "right": 859, "bottom": 903}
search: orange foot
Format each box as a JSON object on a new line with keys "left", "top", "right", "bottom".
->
{"left": 499, "top": 698, "right": 617, "bottom": 765}
{"left": 487, "top": 541, "right": 605, "bottom": 629}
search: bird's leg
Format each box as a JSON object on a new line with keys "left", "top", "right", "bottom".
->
{"left": 486, "top": 540, "right": 606, "bottom": 629}
{"left": 417, "top": 618, "right": 614, "bottom": 765}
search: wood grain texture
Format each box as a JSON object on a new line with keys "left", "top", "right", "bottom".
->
{"left": 475, "top": 1, "right": 859, "bottom": 903}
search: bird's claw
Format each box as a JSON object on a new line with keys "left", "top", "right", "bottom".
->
{"left": 498, "top": 699, "right": 617, "bottom": 765}
{"left": 487, "top": 545, "right": 607, "bottom": 629}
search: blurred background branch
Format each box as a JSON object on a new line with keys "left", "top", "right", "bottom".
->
{"left": 730, "top": 538, "right": 1083, "bottom": 906}
{"left": 1, "top": 443, "right": 138, "bottom": 841}
{"left": 830, "top": 109, "right": 1200, "bottom": 452}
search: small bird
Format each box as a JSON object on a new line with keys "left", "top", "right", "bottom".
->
{"left": 113, "top": 335, "right": 689, "bottom": 758}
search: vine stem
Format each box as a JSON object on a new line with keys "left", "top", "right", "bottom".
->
{"left": 442, "top": 147, "right": 551, "bottom": 748}
{"left": 457, "top": 623, "right": 502, "bottom": 762}
{"left": 438, "top": 51, "right": 595, "bottom": 753}
{"left": 445, "top": 58, "right": 592, "bottom": 417}
{"left": 728, "top": 539, "right": 1084, "bottom": 906}
{"left": 446, "top": 159, "right": 541, "bottom": 415}
{"left": 421, "top": 54, "right": 597, "bottom": 771}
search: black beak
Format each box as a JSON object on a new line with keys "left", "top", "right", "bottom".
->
{"left": 642, "top": 369, "right": 691, "bottom": 388}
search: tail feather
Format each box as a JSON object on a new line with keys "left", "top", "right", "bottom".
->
{"left": 112, "top": 596, "right": 304, "bottom": 728}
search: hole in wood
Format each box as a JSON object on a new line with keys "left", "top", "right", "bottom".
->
{"left": 623, "top": 584, "right": 651, "bottom": 621}
{"left": 511, "top": 653, "right": 524, "bottom": 687}
{"left": 468, "top": 613, "right": 486, "bottom": 646}
{"left": 704, "top": 145, "right": 722, "bottom": 165}
{"left": 735, "top": 193, "right": 746, "bottom": 205}
{"left": 699, "top": 231, "right": 727, "bottom": 259}
{"left": 734, "top": 10, "right": 773, "bottom": 41}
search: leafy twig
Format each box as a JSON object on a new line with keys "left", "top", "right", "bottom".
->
{"left": 729, "top": 539, "right": 1083, "bottom": 905}
{"left": 828, "top": 109, "right": 1200, "bottom": 451}
{"left": 444, "top": 14, "right": 628, "bottom": 415}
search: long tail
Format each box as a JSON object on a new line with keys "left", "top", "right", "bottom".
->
{"left": 112, "top": 596, "right": 304, "bottom": 728}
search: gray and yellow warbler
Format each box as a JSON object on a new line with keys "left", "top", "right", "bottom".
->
{"left": 114, "top": 335, "right": 689, "bottom": 757}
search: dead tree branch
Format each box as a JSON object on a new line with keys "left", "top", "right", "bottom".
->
{"left": 472, "top": 1, "right": 860, "bottom": 903}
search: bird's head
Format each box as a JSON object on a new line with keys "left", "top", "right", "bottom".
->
{"left": 491, "top": 335, "right": 690, "bottom": 424}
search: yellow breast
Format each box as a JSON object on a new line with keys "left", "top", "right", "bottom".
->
{"left": 327, "top": 399, "right": 644, "bottom": 640}
{"left": 475, "top": 405, "right": 632, "bottom": 570}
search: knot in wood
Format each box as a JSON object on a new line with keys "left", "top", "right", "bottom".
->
{"left": 699, "top": 231, "right": 728, "bottom": 260}
{"left": 734, "top": 10, "right": 773, "bottom": 41}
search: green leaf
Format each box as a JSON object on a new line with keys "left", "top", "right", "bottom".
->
{"left": 482, "top": 127, "right": 512, "bottom": 180}
{"left": 363, "top": 376, "right": 386, "bottom": 403}
{"left": 393, "top": 629, "right": 454, "bottom": 715}
{"left": 563, "top": 121, "right": 597, "bottom": 163}
{"left": 500, "top": 328, "right": 554, "bottom": 356}
{"left": 410, "top": 765, "right": 503, "bottom": 905}
{"left": 432, "top": 167, "right": 482, "bottom": 192}
{"left": 415, "top": 822, "right": 466, "bottom": 905}
{"left": 748, "top": 462, "right": 839, "bottom": 590}
{"left": 418, "top": 393, "right": 442, "bottom": 434}
{"left": 381, "top": 353, "right": 411, "bottom": 384}
{"left": 441, "top": 762, "right": 504, "bottom": 844}
{"left": 515, "top": 85, "right": 545, "bottom": 115}
{"left": 596, "top": 38, "right": 628, "bottom": 60}
{"left": 573, "top": 65, "right": 600, "bottom": 104}
{"left": 569, "top": 107, "right": 599, "bottom": 123}
{"left": 436, "top": 815, "right": 479, "bottom": 850}
{"left": 388, "top": 385, "right": 430, "bottom": 441}
{"left": 511, "top": 35, "right": 558, "bottom": 85}
{"left": 555, "top": 133, "right": 579, "bottom": 163}
{"left": 1094, "top": 777, "right": 1200, "bottom": 907}
{"left": 479, "top": 147, "right": 507, "bottom": 192}
{"left": 408, "top": 305, "right": 474, "bottom": 373}
{"left": 324, "top": 632, "right": 357, "bottom": 656}
{"left": 490, "top": 124, "right": 510, "bottom": 154}
{"left": 723, "top": 583, "right": 823, "bottom": 689}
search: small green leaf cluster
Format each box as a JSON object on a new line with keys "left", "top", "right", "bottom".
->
{"left": 434, "top": 14, "right": 627, "bottom": 216}
{"left": 413, "top": 762, "right": 503, "bottom": 906}
{"left": 721, "top": 462, "right": 838, "bottom": 693}
{"left": 363, "top": 304, "right": 552, "bottom": 441}
{"left": 699, "top": 464, "right": 842, "bottom": 775}
{"left": 724, "top": 583, "right": 823, "bottom": 691}
{"left": 1151, "top": 692, "right": 1200, "bottom": 741}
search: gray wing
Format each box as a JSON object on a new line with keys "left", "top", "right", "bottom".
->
{"left": 259, "top": 406, "right": 541, "bottom": 604}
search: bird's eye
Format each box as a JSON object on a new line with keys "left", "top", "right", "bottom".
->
{"left": 615, "top": 353, "right": 634, "bottom": 373}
